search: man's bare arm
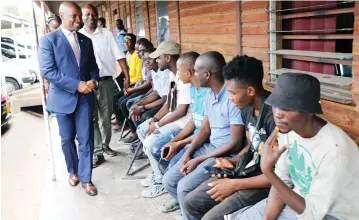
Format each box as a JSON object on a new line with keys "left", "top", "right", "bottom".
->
{"left": 263, "top": 186, "right": 286, "bottom": 220}
{"left": 185, "top": 116, "right": 211, "bottom": 156}
{"left": 143, "top": 97, "right": 166, "bottom": 110}
{"left": 137, "top": 91, "right": 161, "bottom": 106}
{"left": 171, "top": 121, "right": 196, "bottom": 144}
{"left": 158, "top": 104, "right": 189, "bottom": 127}
{"left": 153, "top": 102, "right": 170, "bottom": 121}
{"left": 196, "top": 124, "right": 246, "bottom": 163}
{"left": 117, "top": 59, "right": 130, "bottom": 87}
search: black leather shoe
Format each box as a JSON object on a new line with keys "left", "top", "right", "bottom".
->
{"left": 92, "top": 154, "right": 105, "bottom": 168}
{"left": 104, "top": 147, "right": 117, "bottom": 157}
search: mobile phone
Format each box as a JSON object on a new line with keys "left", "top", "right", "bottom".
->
{"left": 162, "top": 147, "right": 170, "bottom": 159}
{"left": 203, "top": 166, "right": 236, "bottom": 178}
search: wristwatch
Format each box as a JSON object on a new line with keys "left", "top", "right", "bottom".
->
{"left": 94, "top": 80, "right": 99, "bottom": 90}
{"left": 139, "top": 105, "right": 145, "bottom": 113}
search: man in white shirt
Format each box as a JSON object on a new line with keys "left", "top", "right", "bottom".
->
{"left": 136, "top": 41, "right": 192, "bottom": 198}
{"left": 80, "top": 4, "right": 130, "bottom": 168}
{"left": 230, "top": 73, "right": 359, "bottom": 220}
{"left": 127, "top": 48, "right": 170, "bottom": 138}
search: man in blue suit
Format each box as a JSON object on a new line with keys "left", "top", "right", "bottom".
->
{"left": 38, "top": 2, "right": 100, "bottom": 196}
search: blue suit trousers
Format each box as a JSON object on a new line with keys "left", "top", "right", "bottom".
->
{"left": 56, "top": 94, "right": 94, "bottom": 183}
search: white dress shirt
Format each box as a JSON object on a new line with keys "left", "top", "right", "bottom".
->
{"left": 60, "top": 26, "right": 80, "bottom": 51}
{"left": 79, "top": 27, "right": 126, "bottom": 77}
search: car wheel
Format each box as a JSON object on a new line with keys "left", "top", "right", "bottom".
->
{"left": 5, "top": 78, "right": 20, "bottom": 93}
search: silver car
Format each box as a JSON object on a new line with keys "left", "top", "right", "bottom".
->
{"left": 1, "top": 55, "right": 36, "bottom": 93}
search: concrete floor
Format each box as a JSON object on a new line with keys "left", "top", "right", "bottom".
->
{"left": 1, "top": 112, "right": 47, "bottom": 220}
{"left": 2, "top": 112, "right": 181, "bottom": 220}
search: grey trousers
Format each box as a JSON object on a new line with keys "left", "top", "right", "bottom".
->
{"left": 94, "top": 79, "right": 114, "bottom": 156}
{"left": 226, "top": 198, "right": 339, "bottom": 220}
{"left": 184, "top": 178, "right": 270, "bottom": 220}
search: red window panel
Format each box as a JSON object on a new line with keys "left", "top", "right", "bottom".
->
{"left": 282, "top": 1, "right": 338, "bottom": 75}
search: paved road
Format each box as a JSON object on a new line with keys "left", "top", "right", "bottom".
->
{"left": 1, "top": 112, "right": 47, "bottom": 220}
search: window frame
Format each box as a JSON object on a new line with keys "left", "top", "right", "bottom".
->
{"left": 155, "top": 1, "right": 170, "bottom": 44}
{"left": 134, "top": 1, "right": 145, "bottom": 38}
{"left": 267, "top": 1, "right": 355, "bottom": 105}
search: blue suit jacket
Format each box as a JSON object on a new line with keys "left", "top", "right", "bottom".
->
{"left": 38, "top": 28, "right": 100, "bottom": 114}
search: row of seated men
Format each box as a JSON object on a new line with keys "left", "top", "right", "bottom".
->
{"left": 112, "top": 39, "right": 359, "bottom": 220}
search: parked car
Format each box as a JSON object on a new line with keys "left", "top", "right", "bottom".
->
{"left": 2, "top": 55, "right": 36, "bottom": 93}
{"left": 1, "top": 76, "right": 11, "bottom": 127}
{"left": 1, "top": 43, "right": 32, "bottom": 59}
{"left": 1, "top": 37, "right": 34, "bottom": 59}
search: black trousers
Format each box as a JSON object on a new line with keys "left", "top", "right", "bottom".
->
{"left": 184, "top": 178, "right": 270, "bottom": 220}
{"left": 118, "top": 90, "right": 148, "bottom": 133}
{"left": 113, "top": 90, "right": 125, "bottom": 123}
{"left": 112, "top": 74, "right": 125, "bottom": 122}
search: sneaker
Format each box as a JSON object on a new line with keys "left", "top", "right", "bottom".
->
{"left": 123, "top": 135, "right": 139, "bottom": 144}
{"left": 141, "top": 183, "right": 167, "bottom": 198}
{"left": 104, "top": 146, "right": 117, "bottom": 157}
{"left": 140, "top": 173, "right": 155, "bottom": 187}
{"left": 92, "top": 154, "right": 105, "bottom": 168}
{"left": 160, "top": 198, "right": 180, "bottom": 213}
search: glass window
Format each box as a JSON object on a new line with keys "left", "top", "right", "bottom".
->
{"left": 135, "top": 1, "right": 145, "bottom": 38}
{"left": 156, "top": 1, "right": 169, "bottom": 43}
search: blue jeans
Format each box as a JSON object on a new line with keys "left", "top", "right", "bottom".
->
{"left": 126, "top": 95, "right": 143, "bottom": 110}
{"left": 150, "top": 130, "right": 182, "bottom": 174}
{"left": 162, "top": 143, "right": 217, "bottom": 220}
{"left": 227, "top": 198, "right": 339, "bottom": 220}
{"left": 137, "top": 119, "right": 181, "bottom": 183}
{"left": 168, "top": 147, "right": 187, "bottom": 169}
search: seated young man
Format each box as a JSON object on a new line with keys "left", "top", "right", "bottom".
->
{"left": 136, "top": 41, "right": 193, "bottom": 196}
{"left": 124, "top": 47, "right": 171, "bottom": 144}
{"left": 229, "top": 73, "right": 359, "bottom": 220}
{"left": 113, "top": 34, "right": 143, "bottom": 129}
{"left": 184, "top": 55, "right": 275, "bottom": 220}
{"left": 139, "top": 52, "right": 210, "bottom": 199}
{"left": 162, "top": 51, "right": 245, "bottom": 220}
{"left": 117, "top": 39, "right": 155, "bottom": 143}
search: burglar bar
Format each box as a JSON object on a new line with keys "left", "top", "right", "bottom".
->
{"left": 267, "top": 1, "right": 354, "bottom": 13}
{"left": 268, "top": 28, "right": 353, "bottom": 33}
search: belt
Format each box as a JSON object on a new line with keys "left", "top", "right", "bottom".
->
{"left": 100, "top": 76, "right": 112, "bottom": 81}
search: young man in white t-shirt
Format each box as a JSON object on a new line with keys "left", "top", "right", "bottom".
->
{"left": 229, "top": 73, "right": 359, "bottom": 220}
{"left": 136, "top": 41, "right": 192, "bottom": 198}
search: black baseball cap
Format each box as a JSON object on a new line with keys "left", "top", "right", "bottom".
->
{"left": 265, "top": 72, "right": 323, "bottom": 114}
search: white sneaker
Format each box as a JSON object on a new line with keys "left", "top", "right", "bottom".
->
{"left": 140, "top": 173, "right": 154, "bottom": 187}
{"left": 141, "top": 183, "right": 167, "bottom": 198}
